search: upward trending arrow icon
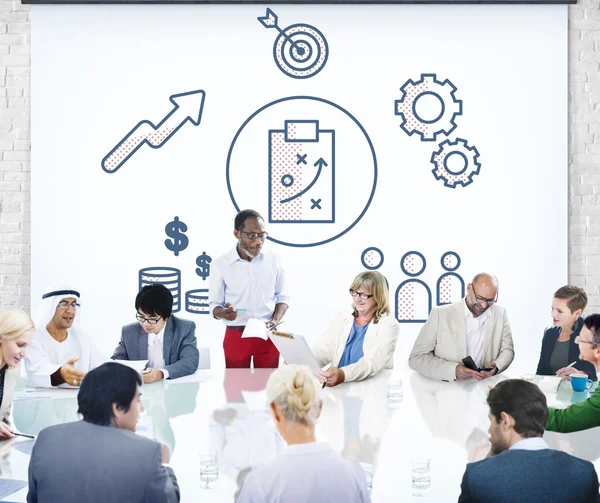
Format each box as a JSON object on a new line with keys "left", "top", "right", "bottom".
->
{"left": 101, "top": 89, "right": 206, "bottom": 174}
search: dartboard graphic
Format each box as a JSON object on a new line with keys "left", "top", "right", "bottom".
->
{"left": 258, "top": 9, "right": 329, "bottom": 80}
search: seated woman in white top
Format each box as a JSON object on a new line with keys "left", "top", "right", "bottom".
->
{"left": 0, "top": 309, "right": 35, "bottom": 439}
{"left": 236, "top": 365, "right": 370, "bottom": 503}
{"left": 312, "top": 271, "right": 400, "bottom": 387}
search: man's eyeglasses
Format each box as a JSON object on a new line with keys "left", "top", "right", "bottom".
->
{"left": 58, "top": 301, "right": 78, "bottom": 309}
{"left": 350, "top": 289, "right": 374, "bottom": 300}
{"left": 471, "top": 285, "right": 498, "bottom": 305}
{"left": 136, "top": 313, "right": 162, "bottom": 325}
{"left": 575, "top": 335, "right": 597, "bottom": 347}
{"left": 240, "top": 231, "right": 268, "bottom": 241}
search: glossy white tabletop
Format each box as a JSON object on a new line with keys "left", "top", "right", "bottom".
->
{"left": 3, "top": 368, "right": 599, "bottom": 502}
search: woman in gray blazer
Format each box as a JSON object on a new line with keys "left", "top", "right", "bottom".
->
{"left": 236, "top": 365, "right": 370, "bottom": 503}
{"left": 0, "top": 308, "right": 35, "bottom": 439}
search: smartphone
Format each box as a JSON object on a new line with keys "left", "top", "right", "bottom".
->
{"left": 462, "top": 356, "right": 493, "bottom": 373}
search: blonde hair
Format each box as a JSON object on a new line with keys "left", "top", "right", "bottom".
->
{"left": 350, "top": 271, "right": 391, "bottom": 323}
{"left": 0, "top": 308, "right": 34, "bottom": 340}
{"left": 267, "top": 365, "right": 322, "bottom": 426}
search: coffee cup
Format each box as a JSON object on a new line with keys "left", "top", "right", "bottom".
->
{"left": 570, "top": 373, "right": 593, "bottom": 392}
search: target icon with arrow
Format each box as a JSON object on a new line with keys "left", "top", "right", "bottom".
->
{"left": 258, "top": 9, "right": 329, "bottom": 80}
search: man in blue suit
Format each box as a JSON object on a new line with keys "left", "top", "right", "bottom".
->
{"left": 113, "top": 285, "right": 199, "bottom": 383}
{"left": 458, "top": 379, "right": 600, "bottom": 503}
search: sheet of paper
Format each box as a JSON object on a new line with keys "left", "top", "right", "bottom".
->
{"left": 13, "top": 388, "right": 80, "bottom": 400}
{"left": 268, "top": 332, "right": 322, "bottom": 374}
{"left": 13, "top": 440, "right": 35, "bottom": 455}
{"left": 0, "top": 479, "right": 27, "bottom": 499}
{"left": 242, "top": 318, "right": 269, "bottom": 340}
{"left": 242, "top": 390, "right": 269, "bottom": 411}
{"left": 111, "top": 359, "right": 148, "bottom": 372}
{"left": 537, "top": 375, "right": 562, "bottom": 394}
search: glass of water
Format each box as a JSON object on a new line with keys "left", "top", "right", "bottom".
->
{"left": 199, "top": 452, "right": 219, "bottom": 489}
{"left": 412, "top": 457, "right": 431, "bottom": 497}
{"left": 387, "top": 379, "right": 403, "bottom": 409}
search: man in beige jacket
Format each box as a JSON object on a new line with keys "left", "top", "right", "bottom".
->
{"left": 408, "top": 273, "right": 514, "bottom": 382}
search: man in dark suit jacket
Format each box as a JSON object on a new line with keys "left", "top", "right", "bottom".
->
{"left": 113, "top": 284, "right": 199, "bottom": 383}
{"left": 458, "top": 379, "right": 600, "bottom": 503}
{"left": 27, "top": 363, "right": 180, "bottom": 503}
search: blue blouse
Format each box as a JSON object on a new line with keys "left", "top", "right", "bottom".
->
{"left": 338, "top": 320, "right": 369, "bottom": 367}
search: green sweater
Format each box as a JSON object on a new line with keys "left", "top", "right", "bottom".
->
{"left": 546, "top": 385, "right": 600, "bottom": 433}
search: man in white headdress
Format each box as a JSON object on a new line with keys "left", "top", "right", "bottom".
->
{"left": 25, "top": 288, "right": 107, "bottom": 388}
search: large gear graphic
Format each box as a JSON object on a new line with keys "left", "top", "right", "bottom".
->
{"left": 430, "top": 138, "right": 481, "bottom": 188}
{"left": 394, "top": 74, "right": 462, "bottom": 142}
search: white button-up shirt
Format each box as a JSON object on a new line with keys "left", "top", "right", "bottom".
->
{"left": 236, "top": 442, "right": 369, "bottom": 503}
{"left": 208, "top": 246, "right": 290, "bottom": 326}
{"left": 148, "top": 324, "right": 169, "bottom": 379}
{"left": 464, "top": 301, "right": 490, "bottom": 368}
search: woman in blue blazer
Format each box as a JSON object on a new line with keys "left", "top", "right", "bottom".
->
{"left": 536, "top": 285, "right": 596, "bottom": 381}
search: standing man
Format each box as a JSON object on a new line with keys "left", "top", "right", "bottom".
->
{"left": 209, "top": 210, "right": 290, "bottom": 368}
{"left": 25, "top": 287, "right": 106, "bottom": 388}
{"left": 409, "top": 273, "right": 514, "bottom": 381}
{"left": 546, "top": 313, "right": 600, "bottom": 433}
{"left": 112, "top": 284, "right": 199, "bottom": 384}
{"left": 458, "top": 379, "right": 599, "bottom": 502}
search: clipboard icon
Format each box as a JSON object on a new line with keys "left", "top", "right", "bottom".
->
{"left": 268, "top": 331, "right": 322, "bottom": 374}
{"left": 268, "top": 120, "right": 335, "bottom": 224}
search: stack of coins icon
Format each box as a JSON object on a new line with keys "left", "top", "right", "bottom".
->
{"left": 139, "top": 267, "right": 182, "bottom": 313}
{"left": 185, "top": 289, "right": 210, "bottom": 314}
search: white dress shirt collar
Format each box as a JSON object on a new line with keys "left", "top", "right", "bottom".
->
{"left": 282, "top": 442, "right": 333, "bottom": 456}
{"left": 148, "top": 323, "right": 166, "bottom": 346}
{"left": 463, "top": 299, "right": 491, "bottom": 323}
{"left": 227, "top": 245, "right": 264, "bottom": 265}
{"left": 509, "top": 437, "right": 549, "bottom": 451}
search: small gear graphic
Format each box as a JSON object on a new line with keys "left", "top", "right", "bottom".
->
{"left": 394, "top": 74, "right": 462, "bottom": 142}
{"left": 430, "top": 138, "right": 481, "bottom": 188}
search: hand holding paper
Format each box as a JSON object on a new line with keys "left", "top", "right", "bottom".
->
{"left": 242, "top": 318, "right": 270, "bottom": 340}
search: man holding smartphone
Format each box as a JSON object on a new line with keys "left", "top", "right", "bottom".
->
{"left": 408, "top": 273, "right": 515, "bottom": 382}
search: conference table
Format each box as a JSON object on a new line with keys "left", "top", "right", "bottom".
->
{"left": 2, "top": 368, "right": 599, "bottom": 502}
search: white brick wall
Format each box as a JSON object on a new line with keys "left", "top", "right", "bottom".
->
{"left": 0, "top": 1, "right": 598, "bottom": 313}
{"left": 569, "top": 0, "right": 600, "bottom": 313}
{"left": 0, "top": 0, "right": 30, "bottom": 312}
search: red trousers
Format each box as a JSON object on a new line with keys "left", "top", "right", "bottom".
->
{"left": 223, "top": 326, "right": 280, "bottom": 368}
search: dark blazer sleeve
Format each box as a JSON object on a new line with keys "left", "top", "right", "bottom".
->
{"left": 164, "top": 320, "right": 199, "bottom": 380}
{"left": 536, "top": 328, "right": 553, "bottom": 375}
{"left": 457, "top": 467, "right": 473, "bottom": 503}
{"left": 586, "top": 464, "right": 600, "bottom": 503}
{"left": 143, "top": 443, "right": 180, "bottom": 503}
{"left": 111, "top": 326, "right": 130, "bottom": 360}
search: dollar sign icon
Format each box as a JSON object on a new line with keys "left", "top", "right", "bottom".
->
{"left": 164, "top": 216, "right": 189, "bottom": 257}
{"left": 196, "top": 251, "right": 212, "bottom": 280}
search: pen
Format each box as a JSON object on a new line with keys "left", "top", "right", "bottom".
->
{"left": 567, "top": 361, "right": 577, "bottom": 368}
{"left": 11, "top": 432, "right": 35, "bottom": 439}
{"left": 267, "top": 320, "right": 284, "bottom": 331}
{"left": 322, "top": 380, "right": 327, "bottom": 389}
{"left": 234, "top": 308, "right": 248, "bottom": 312}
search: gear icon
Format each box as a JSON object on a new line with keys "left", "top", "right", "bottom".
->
{"left": 394, "top": 74, "right": 462, "bottom": 142}
{"left": 430, "top": 138, "right": 481, "bottom": 188}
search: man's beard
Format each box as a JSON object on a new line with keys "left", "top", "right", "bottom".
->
{"left": 238, "top": 243, "right": 257, "bottom": 259}
{"left": 490, "top": 437, "right": 508, "bottom": 455}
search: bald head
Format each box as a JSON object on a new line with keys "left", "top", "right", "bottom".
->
{"left": 472, "top": 273, "right": 499, "bottom": 290}
{"left": 466, "top": 273, "right": 499, "bottom": 317}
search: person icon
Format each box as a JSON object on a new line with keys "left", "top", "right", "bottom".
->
{"left": 436, "top": 252, "right": 465, "bottom": 306}
{"left": 395, "top": 251, "right": 432, "bottom": 323}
